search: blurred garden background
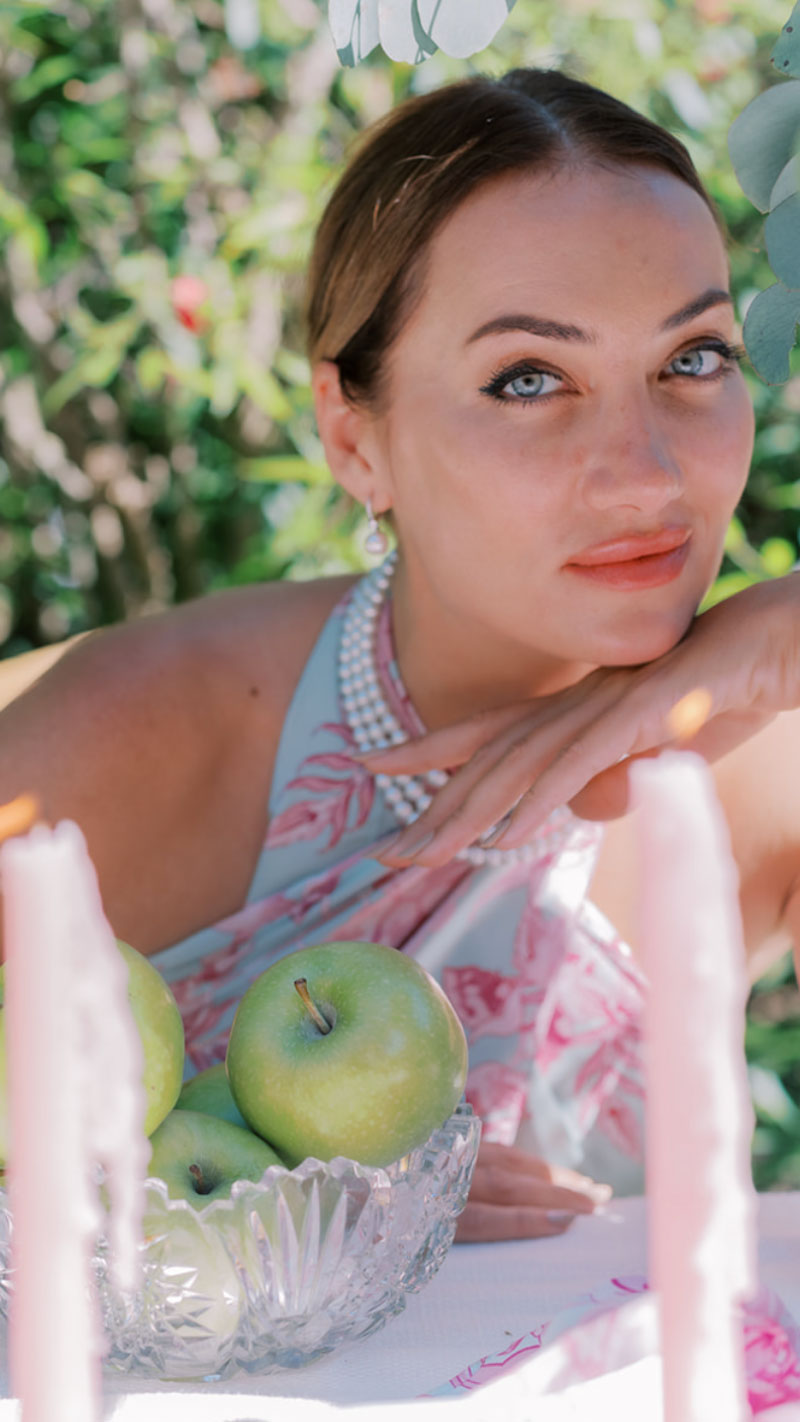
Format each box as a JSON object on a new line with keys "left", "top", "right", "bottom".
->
{"left": 1, "top": 0, "right": 799, "bottom": 1185}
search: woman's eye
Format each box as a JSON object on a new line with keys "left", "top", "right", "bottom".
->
{"left": 668, "top": 343, "right": 742, "bottom": 379}
{"left": 481, "top": 366, "right": 562, "bottom": 402}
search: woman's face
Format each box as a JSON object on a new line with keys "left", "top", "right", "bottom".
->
{"left": 366, "top": 161, "right": 754, "bottom": 678}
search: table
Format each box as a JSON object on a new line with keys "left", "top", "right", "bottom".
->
{"left": 0, "top": 1194, "right": 798, "bottom": 1420}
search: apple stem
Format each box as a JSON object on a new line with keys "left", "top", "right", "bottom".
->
{"left": 188, "top": 1163, "right": 211, "bottom": 1195}
{"left": 294, "top": 978, "right": 332, "bottom": 1035}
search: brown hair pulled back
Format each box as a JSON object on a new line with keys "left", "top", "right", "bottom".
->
{"left": 306, "top": 68, "right": 718, "bottom": 407}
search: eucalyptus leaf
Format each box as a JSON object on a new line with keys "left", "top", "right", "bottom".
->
{"left": 728, "top": 81, "right": 800, "bottom": 212}
{"left": 378, "top": 1, "right": 436, "bottom": 64}
{"left": 772, "top": 1, "right": 800, "bottom": 77}
{"left": 416, "top": 0, "right": 517, "bottom": 59}
{"left": 328, "top": 0, "right": 380, "bottom": 64}
{"left": 328, "top": 0, "right": 516, "bottom": 64}
{"left": 770, "top": 154, "right": 800, "bottom": 209}
{"left": 743, "top": 281, "right": 800, "bottom": 383}
{"left": 765, "top": 191, "right": 800, "bottom": 287}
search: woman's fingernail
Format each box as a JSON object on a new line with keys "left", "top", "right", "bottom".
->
{"left": 477, "top": 812, "right": 513, "bottom": 848}
{"left": 590, "top": 1183, "right": 613, "bottom": 1205}
{"left": 546, "top": 1211, "right": 576, "bottom": 1227}
{"left": 394, "top": 831, "right": 434, "bottom": 858}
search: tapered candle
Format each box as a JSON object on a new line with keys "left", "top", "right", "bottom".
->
{"left": 631, "top": 749, "right": 758, "bottom": 1422}
{"left": 1, "top": 813, "right": 149, "bottom": 1422}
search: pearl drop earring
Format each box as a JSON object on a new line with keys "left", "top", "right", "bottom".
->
{"left": 364, "top": 497, "right": 389, "bottom": 556}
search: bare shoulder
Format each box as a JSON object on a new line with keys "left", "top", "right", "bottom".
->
{"left": 591, "top": 709, "right": 800, "bottom": 976}
{"left": 172, "top": 572, "right": 359, "bottom": 727}
{"left": 710, "top": 707, "right": 800, "bottom": 972}
{"left": 0, "top": 572, "right": 358, "bottom": 953}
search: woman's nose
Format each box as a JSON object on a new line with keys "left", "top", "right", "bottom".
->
{"left": 581, "top": 402, "right": 683, "bottom": 514}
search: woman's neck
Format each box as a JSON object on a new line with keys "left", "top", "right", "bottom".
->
{"left": 389, "top": 556, "right": 595, "bottom": 733}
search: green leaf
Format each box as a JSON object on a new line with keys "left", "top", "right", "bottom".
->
{"left": 729, "top": 81, "right": 800, "bottom": 213}
{"left": 10, "top": 53, "right": 81, "bottom": 103}
{"left": 42, "top": 346, "right": 126, "bottom": 415}
{"left": 764, "top": 480, "right": 800, "bottom": 509}
{"left": 772, "top": 1, "right": 800, "bottom": 78}
{"left": 743, "top": 282, "right": 800, "bottom": 383}
{"left": 765, "top": 191, "right": 800, "bottom": 287}
{"left": 770, "top": 154, "right": 800, "bottom": 208}
{"left": 760, "top": 536, "right": 797, "bottom": 574}
{"left": 329, "top": 0, "right": 379, "bottom": 64}
{"left": 135, "top": 347, "right": 167, "bottom": 394}
{"left": 417, "top": 0, "right": 518, "bottom": 61}
{"left": 238, "top": 456, "right": 332, "bottom": 485}
{"left": 237, "top": 361, "right": 294, "bottom": 421}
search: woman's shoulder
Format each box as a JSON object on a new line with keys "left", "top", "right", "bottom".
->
{"left": 710, "top": 706, "right": 800, "bottom": 975}
{"left": 165, "top": 571, "right": 360, "bottom": 729}
{"left": 0, "top": 573, "right": 360, "bottom": 953}
{"left": 591, "top": 708, "right": 800, "bottom": 976}
{"left": 13, "top": 571, "right": 359, "bottom": 727}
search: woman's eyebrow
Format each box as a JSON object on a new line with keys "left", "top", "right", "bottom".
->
{"left": 465, "top": 289, "right": 734, "bottom": 348}
{"left": 466, "top": 314, "right": 593, "bottom": 345}
{"left": 659, "top": 288, "right": 733, "bottom": 331}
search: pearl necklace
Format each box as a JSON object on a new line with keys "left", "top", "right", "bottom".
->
{"left": 338, "top": 551, "right": 538, "bottom": 867}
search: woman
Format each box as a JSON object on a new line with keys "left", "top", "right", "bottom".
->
{"left": 0, "top": 68, "right": 798, "bottom": 1242}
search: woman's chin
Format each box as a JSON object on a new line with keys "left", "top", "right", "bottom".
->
{"left": 580, "top": 613, "right": 696, "bottom": 669}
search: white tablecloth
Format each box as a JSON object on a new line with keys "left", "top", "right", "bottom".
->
{"left": 1, "top": 1194, "right": 798, "bottom": 1420}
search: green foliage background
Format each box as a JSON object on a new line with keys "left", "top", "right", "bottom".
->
{"left": 1, "top": 0, "right": 799, "bottom": 1186}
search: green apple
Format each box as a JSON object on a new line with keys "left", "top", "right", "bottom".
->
{"left": 0, "top": 945, "right": 184, "bottom": 1165}
{"left": 225, "top": 940, "right": 468, "bottom": 1168}
{"left": 117, "top": 940, "right": 185, "bottom": 1137}
{"left": 176, "top": 1063, "right": 248, "bottom": 1129}
{"left": 147, "top": 1108, "right": 285, "bottom": 1205}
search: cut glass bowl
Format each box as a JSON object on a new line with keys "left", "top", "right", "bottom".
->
{"left": 0, "top": 1101, "right": 480, "bottom": 1382}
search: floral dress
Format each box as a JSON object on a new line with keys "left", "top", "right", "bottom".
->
{"left": 150, "top": 578, "right": 648, "bottom": 1194}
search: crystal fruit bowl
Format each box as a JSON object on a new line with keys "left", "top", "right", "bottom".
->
{"left": 0, "top": 1102, "right": 480, "bottom": 1382}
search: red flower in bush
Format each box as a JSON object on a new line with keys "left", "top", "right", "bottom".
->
{"left": 170, "top": 275, "right": 210, "bottom": 333}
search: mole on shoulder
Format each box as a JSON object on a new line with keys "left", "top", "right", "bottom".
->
{"left": 249, "top": 686, "right": 260, "bottom": 698}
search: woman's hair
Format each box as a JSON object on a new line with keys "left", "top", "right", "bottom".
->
{"left": 306, "top": 68, "right": 719, "bottom": 406}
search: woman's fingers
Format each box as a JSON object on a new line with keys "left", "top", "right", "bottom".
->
{"left": 455, "top": 1141, "right": 613, "bottom": 1242}
{"left": 489, "top": 684, "right": 772, "bottom": 851}
{"left": 455, "top": 1202, "right": 577, "bottom": 1243}
{"left": 472, "top": 1140, "right": 601, "bottom": 1187}
{"left": 374, "top": 717, "right": 546, "bottom": 864}
{"left": 353, "top": 700, "right": 536, "bottom": 774}
{"left": 377, "top": 675, "right": 631, "bottom": 865}
{"left": 491, "top": 693, "right": 676, "bottom": 849}
{"left": 468, "top": 1166, "right": 608, "bottom": 1214}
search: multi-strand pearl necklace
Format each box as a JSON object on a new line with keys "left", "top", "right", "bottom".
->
{"left": 338, "top": 551, "right": 538, "bottom": 867}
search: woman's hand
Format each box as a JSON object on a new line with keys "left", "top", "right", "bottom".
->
{"left": 358, "top": 574, "right": 800, "bottom": 867}
{"left": 455, "top": 1141, "right": 612, "bottom": 1242}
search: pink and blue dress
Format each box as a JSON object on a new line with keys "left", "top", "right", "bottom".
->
{"left": 151, "top": 574, "right": 648, "bottom": 1193}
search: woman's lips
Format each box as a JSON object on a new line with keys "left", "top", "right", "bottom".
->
{"left": 564, "top": 532, "right": 692, "bottom": 589}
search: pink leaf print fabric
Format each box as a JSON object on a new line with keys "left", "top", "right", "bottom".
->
{"left": 463, "top": 1061, "right": 530, "bottom": 1145}
{"left": 266, "top": 723, "right": 374, "bottom": 852}
{"left": 425, "top": 1278, "right": 800, "bottom": 1412}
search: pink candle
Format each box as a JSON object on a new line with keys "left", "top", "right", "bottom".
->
{"left": 1, "top": 816, "right": 149, "bottom": 1421}
{"left": 631, "top": 750, "right": 758, "bottom": 1422}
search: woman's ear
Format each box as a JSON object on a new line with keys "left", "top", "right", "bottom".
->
{"left": 312, "top": 361, "right": 392, "bottom": 511}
